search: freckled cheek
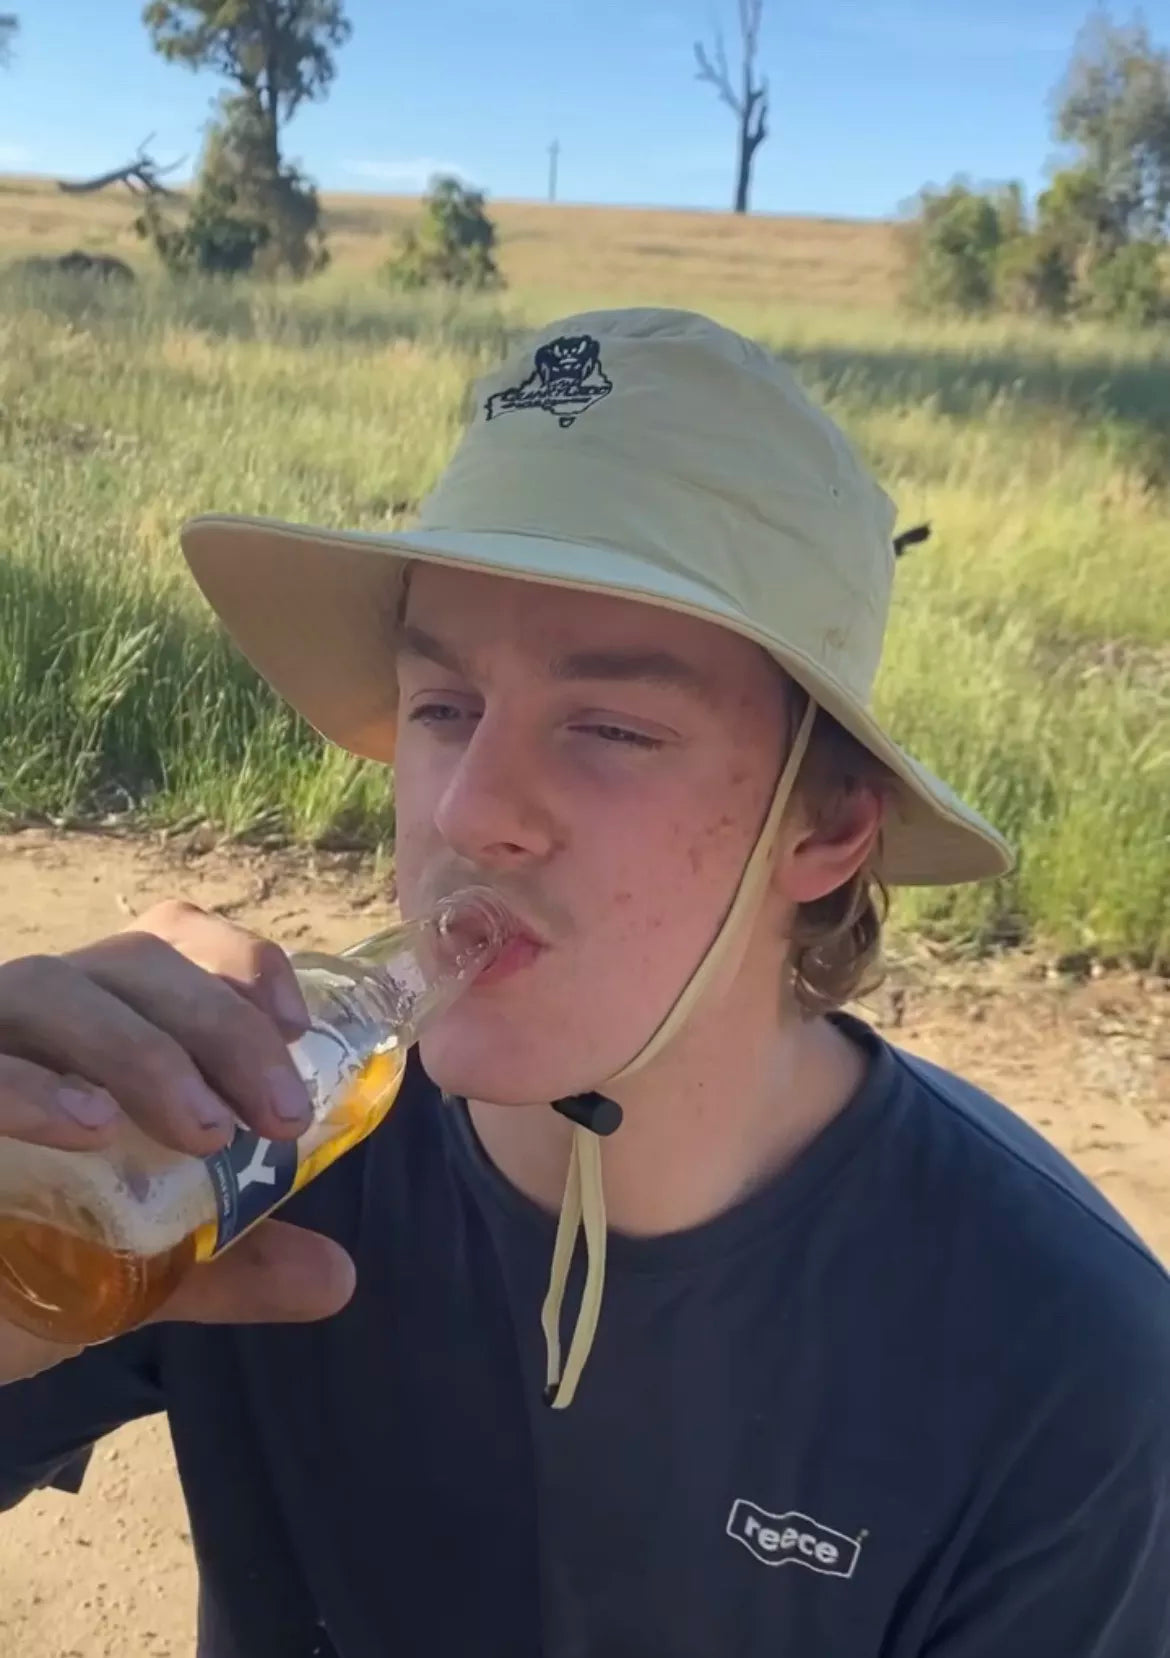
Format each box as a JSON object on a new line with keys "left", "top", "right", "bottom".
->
{"left": 579, "top": 844, "right": 671, "bottom": 952}
{"left": 682, "top": 807, "right": 755, "bottom": 879}
{"left": 584, "top": 833, "right": 700, "bottom": 963}
{"left": 590, "top": 774, "right": 758, "bottom": 924}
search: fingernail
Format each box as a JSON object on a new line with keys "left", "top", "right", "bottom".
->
{"left": 179, "top": 1077, "right": 236, "bottom": 1134}
{"left": 272, "top": 977, "right": 309, "bottom": 1030}
{"left": 56, "top": 1085, "right": 119, "bottom": 1128}
{"left": 265, "top": 1067, "right": 312, "bottom": 1124}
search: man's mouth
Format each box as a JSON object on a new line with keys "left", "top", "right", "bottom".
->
{"left": 473, "top": 930, "right": 547, "bottom": 988}
{"left": 423, "top": 879, "right": 555, "bottom": 988}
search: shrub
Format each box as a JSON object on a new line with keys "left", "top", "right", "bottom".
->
{"left": 996, "top": 234, "right": 1075, "bottom": 319}
{"left": 1082, "top": 241, "right": 1168, "bottom": 326}
{"left": 136, "top": 185, "right": 270, "bottom": 279}
{"left": 136, "top": 99, "right": 328, "bottom": 280}
{"left": 902, "top": 181, "right": 1007, "bottom": 314}
{"left": 1036, "top": 165, "right": 1122, "bottom": 271}
{"left": 383, "top": 175, "right": 503, "bottom": 292}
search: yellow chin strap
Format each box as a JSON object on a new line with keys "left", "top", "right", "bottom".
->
{"left": 540, "top": 700, "right": 817, "bottom": 1409}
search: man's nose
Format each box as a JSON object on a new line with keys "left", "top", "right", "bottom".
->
{"left": 432, "top": 712, "right": 558, "bottom": 870}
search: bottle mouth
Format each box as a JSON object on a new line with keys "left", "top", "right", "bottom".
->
{"left": 432, "top": 887, "right": 518, "bottom": 979}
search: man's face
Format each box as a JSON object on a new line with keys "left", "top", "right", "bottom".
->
{"left": 392, "top": 564, "right": 790, "bottom": 1105}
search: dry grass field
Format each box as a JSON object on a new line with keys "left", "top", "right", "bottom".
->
{"left": 0, "top": 173, "right": 905, "bottom": 307}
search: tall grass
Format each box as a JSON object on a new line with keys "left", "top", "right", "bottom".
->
{"left": 1, "top": 264, "right": 1168, "bottom": 966}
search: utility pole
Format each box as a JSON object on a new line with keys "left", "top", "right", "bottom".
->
{"left": 548, "top": 138, "right": 560, "bottom": 203}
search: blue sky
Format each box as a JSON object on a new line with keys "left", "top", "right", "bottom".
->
{"left": 2, "top": 1, "right": 1166, "bottom": 219}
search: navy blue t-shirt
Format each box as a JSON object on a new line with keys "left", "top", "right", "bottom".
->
{"left": 2, "top": 1015, "right": 1169, "bottom": 1657}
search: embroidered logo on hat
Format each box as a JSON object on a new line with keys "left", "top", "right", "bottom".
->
{"left": 485, "top": 334, "right": 613, "bottom": 428}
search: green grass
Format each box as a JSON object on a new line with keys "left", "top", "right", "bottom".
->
{"left": 1, "top": 265, "right": 1168, "bottom": 967}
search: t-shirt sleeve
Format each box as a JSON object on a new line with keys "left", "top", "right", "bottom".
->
{"left": 920, "top": 1273, "right": 1170, "bottom": 1658}
{"left": 0, "top": 1327, "right": 164, "bottom": 1511}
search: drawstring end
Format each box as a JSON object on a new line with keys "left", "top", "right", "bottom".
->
{"left": 540, "top": 1106, "right": 615, "bottom": 1411}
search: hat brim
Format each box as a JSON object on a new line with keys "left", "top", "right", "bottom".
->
{"left": 179, "top": 512, "right": 1013, "bottom": 888}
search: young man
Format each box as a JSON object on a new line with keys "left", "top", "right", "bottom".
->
{"left": 1, "top": 308, "right": 1168, "bottom": 1658}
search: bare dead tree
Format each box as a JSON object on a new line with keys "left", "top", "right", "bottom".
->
{"left": 58, "top": 134, "right": 185, "bottom": 197}
{"left": 694, "top": 0, "right": 769, "bottom": 214}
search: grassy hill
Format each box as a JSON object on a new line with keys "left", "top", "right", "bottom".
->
{"left": 1, "top": 173, "right": 1168, "bottom": 965}
{"left": 0, "top": 173, "right": 905, "bottom": 308}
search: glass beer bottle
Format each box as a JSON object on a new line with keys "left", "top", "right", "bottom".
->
{"left": 0, "top": 889, "right": 512, "bottom": 1346}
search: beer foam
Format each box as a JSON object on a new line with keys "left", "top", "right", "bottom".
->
{"left": 0, "top": 1124, "right": 217, "bottom": 1256}
{"left": 0, "top": 992, "right": 406, "bottom": 1260}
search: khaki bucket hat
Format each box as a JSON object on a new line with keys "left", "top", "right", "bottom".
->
{"left": 180, "top": 306, "right": 1013, "bottom": 1408}
{"left": 181, "top": 306, "right": 1010, "bottom": 886}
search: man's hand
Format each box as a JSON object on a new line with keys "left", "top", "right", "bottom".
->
{"left": 0, "top": 901, "right": 357, "bottom": 1385}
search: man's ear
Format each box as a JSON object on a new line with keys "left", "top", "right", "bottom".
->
{"left": 776, "top": 785, "right": 884, "bottom": 907}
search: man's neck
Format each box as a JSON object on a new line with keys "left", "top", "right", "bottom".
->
{"left": 466, "top": 1005, "right": 869, "bottom": 1239}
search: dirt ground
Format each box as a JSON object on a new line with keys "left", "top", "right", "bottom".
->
{"left": 1, "top": 826, "right": 1168, "bottom": 1657}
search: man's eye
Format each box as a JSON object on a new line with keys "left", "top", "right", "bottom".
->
{"left": 408, "top": 703, "right": 474, "bottom": 725}
{"left": 578, "top": 724, "right": 664, "bottom": 751}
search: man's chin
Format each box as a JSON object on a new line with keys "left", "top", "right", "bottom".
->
{"left": 416, "top": 1029, "right": 598, "bottom": 1108}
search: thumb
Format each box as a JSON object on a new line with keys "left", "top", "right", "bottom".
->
{"left": 153, "top": 1219, "right": 356, "bottom": 1327}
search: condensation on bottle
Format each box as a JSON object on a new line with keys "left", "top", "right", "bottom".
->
{"left": 0, "top": 889, "right": 513, "bottom": 1346}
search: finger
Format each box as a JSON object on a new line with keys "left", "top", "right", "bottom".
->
{"left": 0, "top": 1054, "right": 122, "bottom": 1149}
{"left": 0, "top": 953, "right": 239, "bottom": 1157}
{"left": 126, "top": 901, "right": 310, "bottom": 1040}
{"left": 153, "top": 1219, "right": 356, "bottom": 1327}
{"left": 72, "top": 931, "right": 313, "bottom": 1142}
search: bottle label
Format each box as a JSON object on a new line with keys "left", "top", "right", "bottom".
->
{"left": 204, "top": 1129, "right": 300, "bottom": 1253}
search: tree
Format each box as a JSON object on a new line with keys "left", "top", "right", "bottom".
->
{"left": 695, "top": 0, "right": 768, "bottom": 214}
{"left": 1037, "top": 163, "right": 1122, "bottom": 268}
{"left": 901, "top": 180, "right": 1007, "bottom": 314}
{"left": 991, "top": 180, "right": 1028, "bottom": 241}
{"left": 1083, "top": 240, "right": 1167, "bottom": 325}
{"left": 142, "top": 2, "right": 348, "bottom": 277}
{"left": 143, "top": 1, "right": 350, "bottom": 179}
{"left": 206, "top": 93, "right": 328, "bottom": 274}
{"left": 383, "top": 175, "right": 503, "bottom": 292}
{"left": 0, "top": 13, "right": 18, "bottom": 69}
{"left": 136, "top": 96, "right": 327, "bottom": 277}
{"left": 59, "top": 135, "right": 185, "bottom": 196}
{"left": 135, "top": 135, "right": 273, "bottom": 278}
{"left": 996, "top": 233, "right": 1075, "bottom": 320}
{"left": 1055, "top": 13, "right": 1170, "bottom": 242}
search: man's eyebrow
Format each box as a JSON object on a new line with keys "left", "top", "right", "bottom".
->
{"left": 397, "top": 624, "right": 468, "bottom": 675}
{"left": 549, "top": 649, "right": 711, "bottom": 696}
{"left": 398, "top": 626, "right": 710, "bottom": 697}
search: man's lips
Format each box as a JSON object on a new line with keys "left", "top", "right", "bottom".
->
{"left": 473, "top": 932, "right": 546, "bottom": 988}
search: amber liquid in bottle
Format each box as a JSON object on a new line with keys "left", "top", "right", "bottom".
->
{"left": 0, "top": 890, "right": 509, "bottom": 1347}
{"left": 0, "top": 1222, "right": 197, "bottom": 1347}
{"left": 0, "top": 1046, "right": 406, "bottom": 1346}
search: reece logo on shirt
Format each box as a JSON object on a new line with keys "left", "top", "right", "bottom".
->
{"left": 726, "top": 1500, "right": 863, "bottom": 1579}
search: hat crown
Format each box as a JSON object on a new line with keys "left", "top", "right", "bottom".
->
{"left": 178, "top": 305, "right": 1012, "bottom": 887}
{"left": 417, "top": 308, "right": 898, "bottom": 704}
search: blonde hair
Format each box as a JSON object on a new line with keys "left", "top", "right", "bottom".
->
{"left": 785, "top": 683, "right": 892, "bottom": 1016}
